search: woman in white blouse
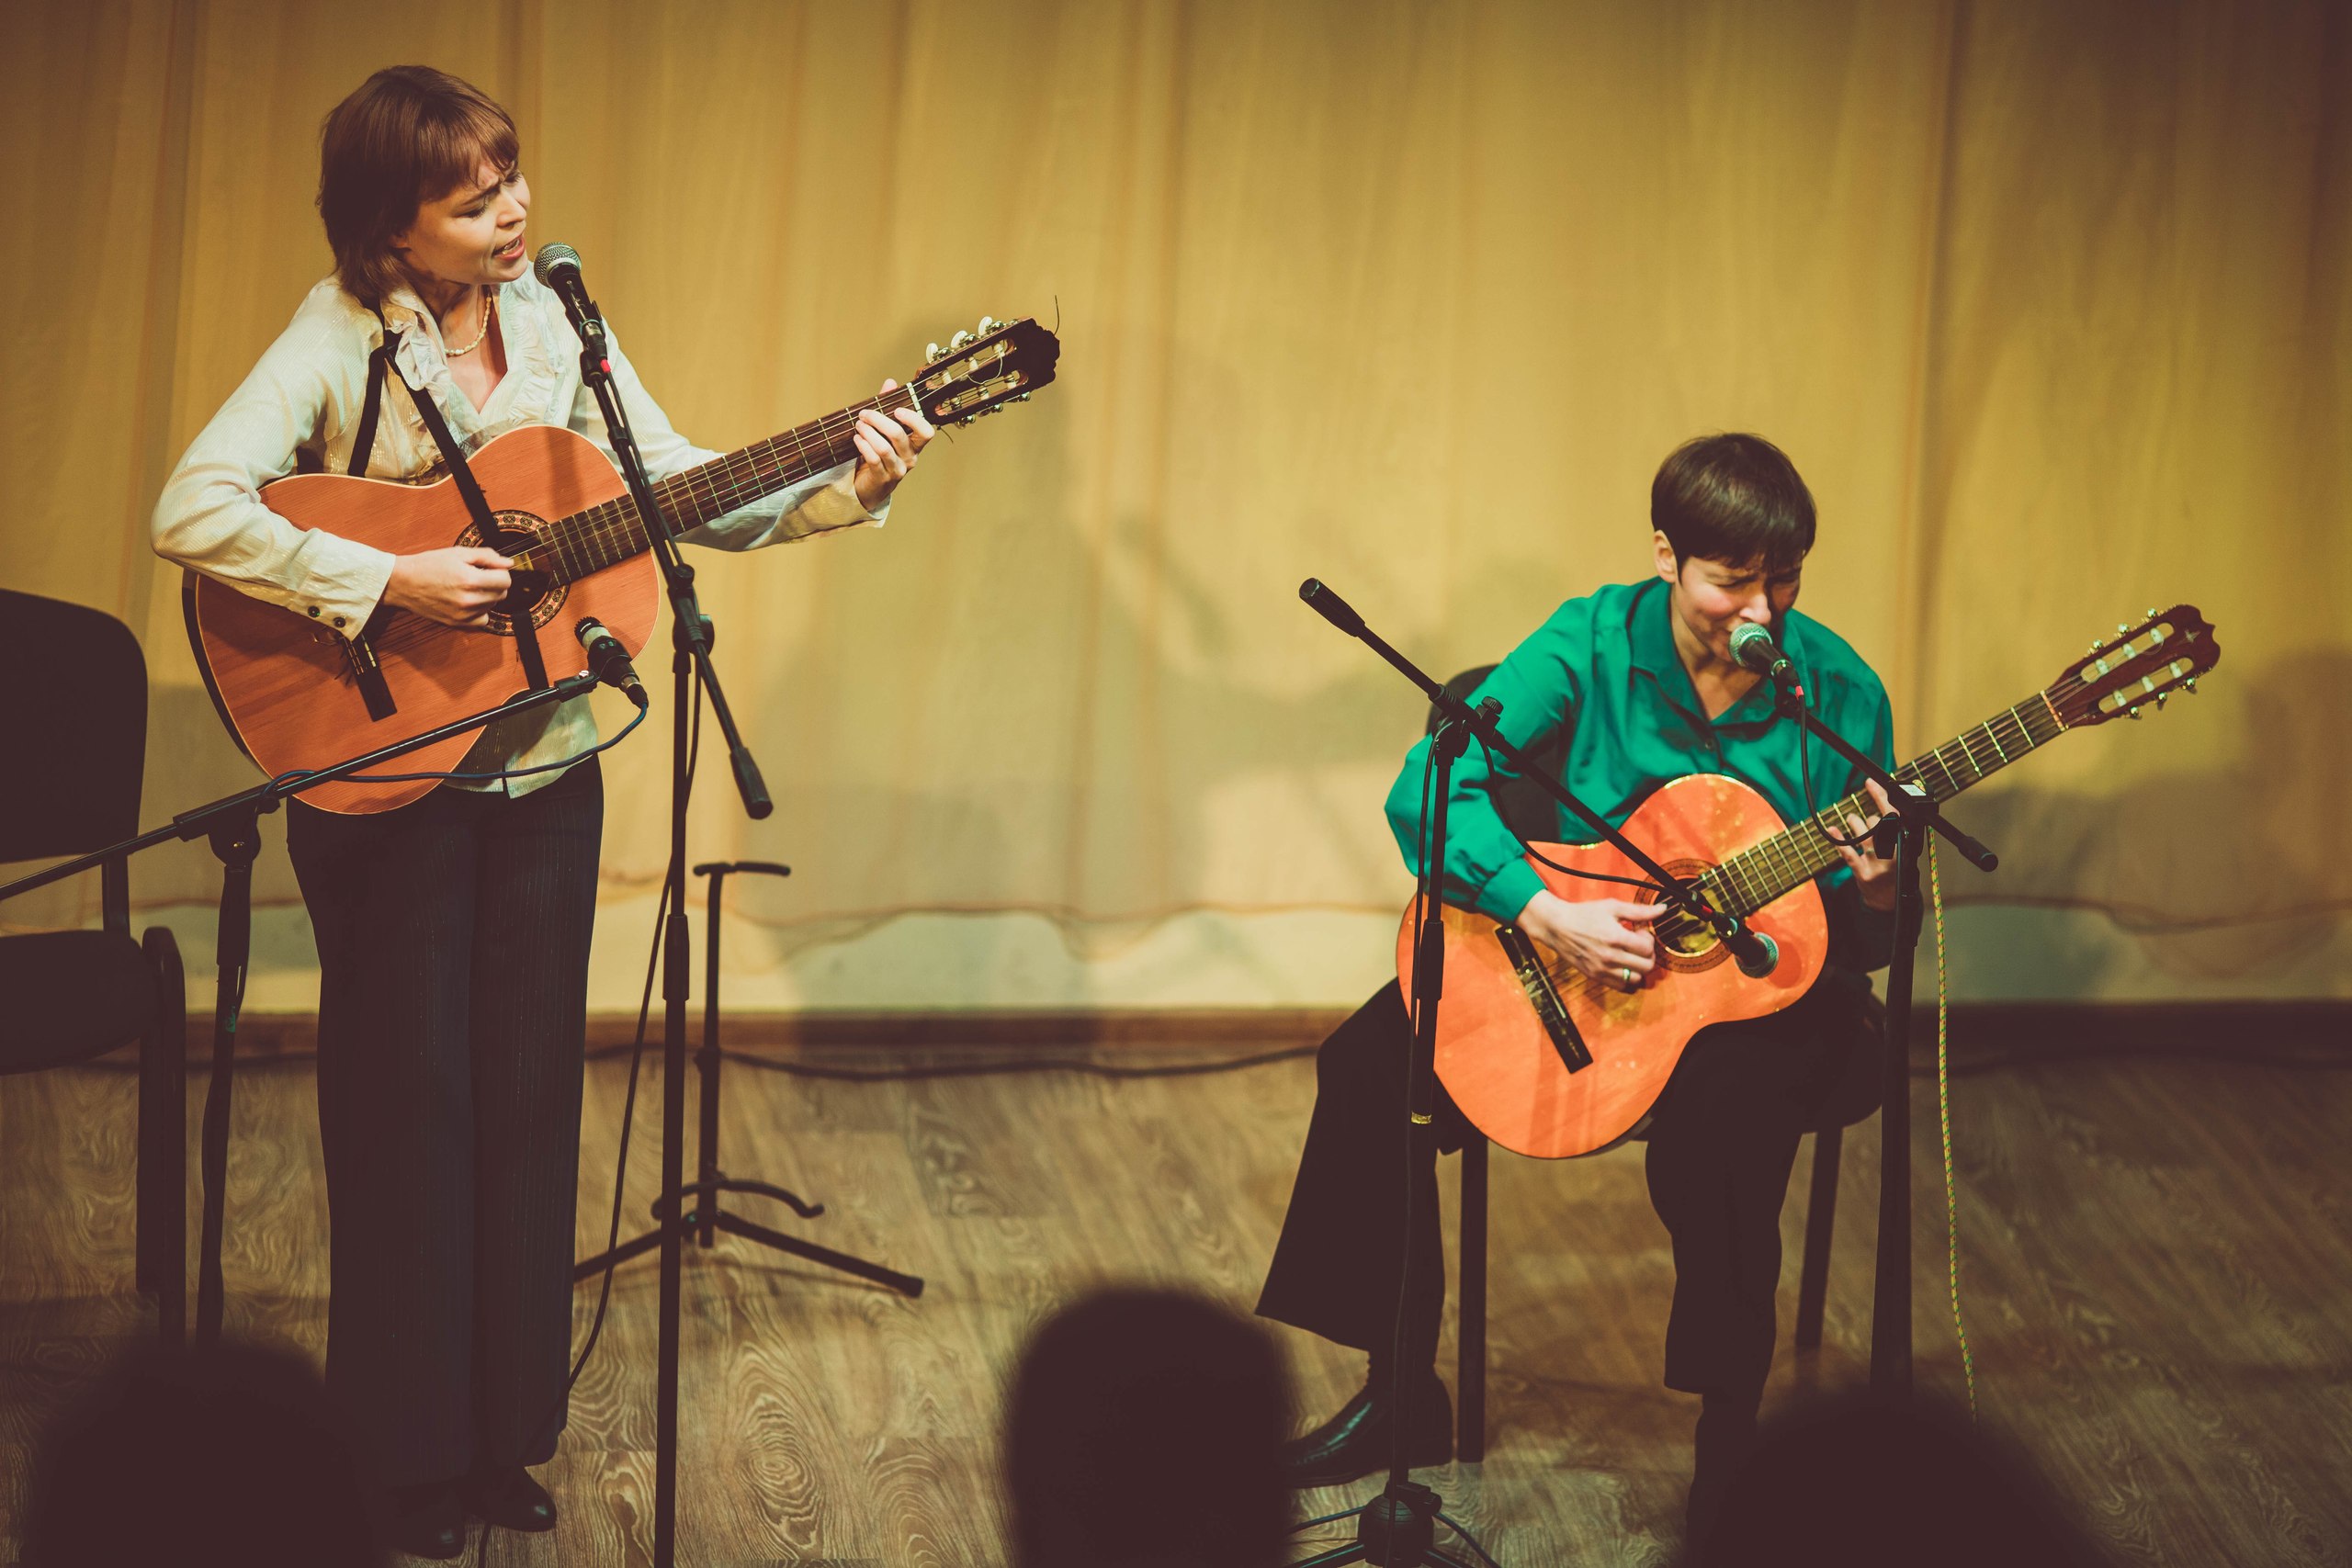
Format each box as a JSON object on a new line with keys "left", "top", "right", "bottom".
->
{"left": 151, "top": 65, "right": 932, "bottom": 1559}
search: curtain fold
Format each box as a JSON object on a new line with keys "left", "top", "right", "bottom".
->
{"left": 4, "top": 0, "right": 2343, "bottom": 995}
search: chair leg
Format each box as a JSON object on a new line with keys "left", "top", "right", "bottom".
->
{"left": 1794, "top": 1125, "right": 1842, "bottom": 1352}
{"left": 140, "top": 928, "right": 187, "bottom": 1349}
{"left": 1457, "top": 1136, "right": 1487, "bottom": 1462}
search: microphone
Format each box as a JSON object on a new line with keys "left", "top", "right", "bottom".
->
{"left": 1722, "top": 923, "right": 1781, "bottom": 979}
{"left": 574, "top": 617, "right": 648, "bottom": 709}
{"left": 1298, "top": 578, "right": 1366, "bottom": 637}
{"left": 532, "top": 243, "right": 609, "bottom": 364}
{"left": 1728, "top": 620, "right": 1794, "bottom": 682}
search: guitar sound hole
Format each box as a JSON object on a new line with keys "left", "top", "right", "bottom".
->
{"left": 458, "top": 512, "right": 568, "bottom": 634}
{"left": 1652, "top": 857, "right": 1732, "bottom": 974}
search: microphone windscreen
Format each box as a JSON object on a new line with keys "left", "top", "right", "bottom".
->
{"left": 532, "top": 243, "right": 582, "bottom": 285}
{"left": 1730, "top": 621, "right": 1778, "bottom": 672}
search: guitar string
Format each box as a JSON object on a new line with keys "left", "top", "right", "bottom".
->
{"left": 358, "top": 388, "right": 932, "bottom": 657}
{"left": 1627, "top": 672, "right": 2115, "bottom": 951}
{"left": 1545, "top": 688, "right": 2053, "bottom": 968}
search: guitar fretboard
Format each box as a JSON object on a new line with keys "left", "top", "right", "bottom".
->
{"left": 1684, "top": 689, "right": 2065, "bottom": 922}
{"left": 514, "top": 385, "right": 922, "bottom": 584}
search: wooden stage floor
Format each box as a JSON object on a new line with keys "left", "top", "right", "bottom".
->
{"left": 2, "top": 1038, "right": 2347, "bottom": 1564}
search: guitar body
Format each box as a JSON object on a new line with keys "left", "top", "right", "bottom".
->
{"left": 183, "top": 314, "right": 1063, "bottom": 813}
{"left": 1396, "top": 773, "right": 1826, "bottom": 1160}
{"left": 188, "top": 423, "right": 659, "bottom": 814}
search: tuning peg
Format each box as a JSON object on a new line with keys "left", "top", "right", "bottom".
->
{"left": 2127, "top": 706, "right": 2143, "bottom": 719}
{"left": 2155, "top": 694, "right": 2168, "bottom": 708}
{"left": 2184, "top": 678, "right": 2199, "bottom": 694}
{"left": 2146, "top": 608, "right": 2159, "bottom": 619}
{"left": 977, "top": 316, "right": 997, "bottom": 335}
{"left": 2117, "top": 623, "right": 2130, "bottom": 634}
{"left": 950, "top": 329, "right": 973, "bottom": 351}
{"left": 926, "top": 342, "right": 943, "bottom": 362}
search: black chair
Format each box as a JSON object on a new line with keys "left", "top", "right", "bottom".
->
{"left": 0, "top": 588, "right": 187, "bottom": 1347}
{"left": 1429, "top": 666, "right": 1878, "bottom": 1461}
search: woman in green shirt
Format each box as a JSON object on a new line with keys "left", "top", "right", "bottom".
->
{"left": 1257, "top": 434, "right": 1899, "bottom": 1529}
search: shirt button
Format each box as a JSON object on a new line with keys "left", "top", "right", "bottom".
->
{"left": 307, "top": 606, "right": 320, "bottom": 617}
{"left": 333, "top": 616, "right": 346, "bottom": 628}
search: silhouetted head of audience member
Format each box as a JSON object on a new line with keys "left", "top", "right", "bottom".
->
{"left": 24, "top": 1337, "right": 382, "bottom": 1568}
{"left": 1005, "top": 1286, "right": 1292, "bottom": 1568}
{"left": 1685, "top": 1390, "right": 2113, "bottom": 1568}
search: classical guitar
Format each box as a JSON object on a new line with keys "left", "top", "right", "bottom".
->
{"left": 1396, "top": 606, "right": 2221, "bottom": 1160}
{"left": 185, "top": 317, "right": 1060, "bottom": 814}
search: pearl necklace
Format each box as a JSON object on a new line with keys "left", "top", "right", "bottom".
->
{"left": 445, "top": 288, "right": 496, "bottom": 357}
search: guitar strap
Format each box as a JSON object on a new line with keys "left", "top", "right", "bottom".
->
{"left": 345, "top": 335, "right": 394, "bottom": 479}
{"left": 354, "top": 309, "right": 551, "bottom": 691}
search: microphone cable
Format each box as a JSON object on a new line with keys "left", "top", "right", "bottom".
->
{"left": 265, "top": 702, "right": 648, "bottom": 792}
{"left": 484, "top": 663, "right": 701, "bottom": 1562}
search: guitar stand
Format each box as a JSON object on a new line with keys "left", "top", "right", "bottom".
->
{"left": 571, "top": 860, "right": 923, "bottom": 1298}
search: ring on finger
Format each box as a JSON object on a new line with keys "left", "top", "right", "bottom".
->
{"left": 1619, "top": 965, "right": 1636, "bottom": 987}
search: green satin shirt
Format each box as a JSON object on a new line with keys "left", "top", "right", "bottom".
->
{"left": 1386, "top": 577, "right": 1897, "bottom": 976}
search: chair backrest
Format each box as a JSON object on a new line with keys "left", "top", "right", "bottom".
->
{"left": 1428, "top": 664, "right": 1568, "bottom": 844}
{"left": 0, "top": 590, "right": 149, "bottom": 863}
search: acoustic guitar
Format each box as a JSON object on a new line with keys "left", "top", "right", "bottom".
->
{"left": 185, "top": 317, "right": 1059, "bottom": 814}
{"left": 1396, "top": 605, "right": 2222, "bottom": 1159}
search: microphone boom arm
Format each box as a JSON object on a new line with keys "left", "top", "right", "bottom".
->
{"left": 1300, "top": 579, "right": 1779, "bottom": 972}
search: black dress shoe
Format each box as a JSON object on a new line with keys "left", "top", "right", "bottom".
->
{"left": 463, "top": 1464, "right": 558, "bottom": 1532}
{"left": 381, "top": 1481, "right": 468, "bottom": 1560}
{"left": 1281, "top": 1368, "right": 1453, "bottom": 1489}
{"left": 1685, "top": 1393, "right": 1761, "bottom": 1541}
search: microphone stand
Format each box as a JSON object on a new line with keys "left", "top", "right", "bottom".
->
{"left": 1757, "top": 675, "right": 1996, "bottom": 1399}
{"left": 555, "top": 291, "right": 926, "bottom": 1567}
{"left": 564, "top": 299, "right": 731, "bottom": 1568}
{"left": 0, "top": 673, "right": 604, "bottom": 1348}
{"left": 1293, "top": 580, "right": 1774, "bottom": 1568}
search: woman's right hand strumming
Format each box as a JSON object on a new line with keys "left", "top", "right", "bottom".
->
{"left": 1515, "top": 889, "right": 1665, "bottom": 992}
{"left": 384, "top": 547, "right": 514, "bottom": 628}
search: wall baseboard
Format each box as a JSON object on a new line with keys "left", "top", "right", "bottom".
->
{"left": 178, "top": 999, "right": 2350, "bottom": 1062}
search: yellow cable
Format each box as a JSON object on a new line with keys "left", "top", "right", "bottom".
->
{"left": 1929, "top": 837, "right": 1977, "bottom": 1418}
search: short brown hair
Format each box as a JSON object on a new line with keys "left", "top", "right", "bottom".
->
{"left": 1651, "top": 433, "right": 1817, "bottom": 572}
{"left": 317, "top": 66, "right": 518, "bottom": 305}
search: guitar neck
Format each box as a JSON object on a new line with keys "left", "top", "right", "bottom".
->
{"left": 535, "top": 383, "right": 918, "bottom": 583}
{"left": 1709, "top": 689, "right": 2067, "bottom": 915}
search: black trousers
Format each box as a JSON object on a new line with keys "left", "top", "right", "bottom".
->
{"left": 286, "top": 760, "right": 603, "bottom": 1489}
{"left": 1257, "top": 976, "right": 1860, "bottom": 1400}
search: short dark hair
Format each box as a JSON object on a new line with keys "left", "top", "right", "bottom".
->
{"left": 1005, "top": 1288, "right": 1290, "bottom": 1568}
{"left": 1651, "top": 433, "right": 1816, "bottom": 572}
{"left": 318, "top": 66, "right": 518, "bottom": 305}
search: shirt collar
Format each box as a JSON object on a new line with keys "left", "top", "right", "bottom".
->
{"left": 1628, "top": 576, "right": 1814, "bottom": 728}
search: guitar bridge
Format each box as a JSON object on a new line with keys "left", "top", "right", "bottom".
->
{"left": 1495, "top": 924, "right": 1592, "bottom": 1073}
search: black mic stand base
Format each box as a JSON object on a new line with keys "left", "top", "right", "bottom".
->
{"left": 1295, "top": 1481, "right": 1476, "bottom": 1568}
{"left": 574, "top": 1203, "right": 924, "bottom": 1297}
{"left": 574, "top": 858, "right": 923, "bottom": 1297}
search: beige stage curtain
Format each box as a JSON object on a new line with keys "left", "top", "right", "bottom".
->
{"left": 4, "top": 1, "right": 2346, "bottom": 988}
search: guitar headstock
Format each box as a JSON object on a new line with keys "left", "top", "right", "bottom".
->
{"left": 2049, "top": 604, "right": 2221, "bottom": 727}
{"left": 912, "top": 316, "right": 1060, "bottom": 427}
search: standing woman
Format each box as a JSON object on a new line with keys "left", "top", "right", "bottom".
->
{"left": 153, "top": 65, "right": 932, "bottom": 1558}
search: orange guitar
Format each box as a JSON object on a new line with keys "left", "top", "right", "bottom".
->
{"left": 185, "top": 318, "right": 1058, "bottom": 814}
{"left": 1397, "top": 606, "right": 2221, "bottom": 1159}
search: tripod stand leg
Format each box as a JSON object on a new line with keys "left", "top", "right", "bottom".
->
{"left": 711, "top": 1211, "right": 924, "bottom": 1297}
{"left": 572, "top": 1225, "right": 666, "bottom": 1280}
